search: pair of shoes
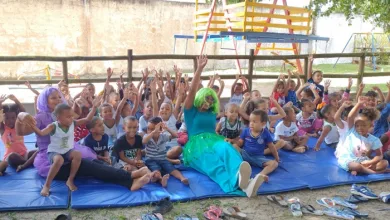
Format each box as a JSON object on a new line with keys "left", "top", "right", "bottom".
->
{"left": 351, "top": 184, "right": 378, "bottom": 199}
{"left": 152, "top": 197, "right": 173, "bottom": 215}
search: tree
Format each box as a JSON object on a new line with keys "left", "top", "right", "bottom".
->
{"left": 309, "top": 0, "right": 390, "bottom": 31}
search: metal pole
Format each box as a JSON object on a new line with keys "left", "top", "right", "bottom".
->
{"left": 333, "top": 34, "right": 354, "bottom": 68}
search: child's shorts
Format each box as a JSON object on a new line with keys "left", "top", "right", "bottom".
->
{"left": 241, "top": 149, "right": 270, "bottom": 168}
{"left": 338, "top": 156, "right": 370, "bottom": 171}
{"left": 145, "top": 158, "right": 176, "bottom": 175}
{"left": 47, "top": 150, "right": 73, "bottom": 164}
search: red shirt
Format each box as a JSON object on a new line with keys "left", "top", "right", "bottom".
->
{"left": 74, "top": 125, "right": 89, "bottom": 142}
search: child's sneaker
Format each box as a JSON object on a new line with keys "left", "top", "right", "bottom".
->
{"left": 379, "top": 192, "right": 390, "bottom": 203}
{"left": 350, "top": 184, "right": 378, "bottom": 199}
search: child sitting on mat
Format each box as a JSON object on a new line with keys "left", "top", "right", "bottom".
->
{"left": 296, "top": 98, "right": 323, "bottom": 138}
{"left": 143, "top": 117, "right": 188, "bottom": 187}
{"left": 83, "top": 116, "right": 110, "bottom": 164}
{"left": 380, "top": 131, "right": 390, "bottom": 162}
{"left": 335, "top": 97, "right": 390, "bottom": 175}
{"left": 31, "top": 102, "right": 99, "bottom": 196}
{"left": 0, "top": 95, "right": 38, "bottom": 172}
{"left": 112, "top": 116, "right": 144, "bottom": 171}
{"left": 229, "top": 75, "right": 249, "bottom": 105}
{"left": 314, "top": 105, "right": 339, "bottom": 151}
{"left": 235, "top": 110, "right": 279, "bottom": 182}
{"left": 216, "top": 103, "right": 241, "bottom": 145}
{"left": 274, "top": 107, "right": 309, "bottom": 153}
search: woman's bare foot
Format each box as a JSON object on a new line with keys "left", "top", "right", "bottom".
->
{"left": 130, "top": 173, "right": 151, "bottom": 191}
{"left": 161, "top": 174, "right": 170, "bottom": 187}
{"left": 16, "top": 165, "right": 24, "bottom": 172}
{"left": 40, "top": 185, "right": 50, "bottom": 197}
{"left": 351, "top": 171, "right": 358, "bottom": 176}
{"left": 181, "top": 178, "right": 189, "bottom": 185}
{"left": 66, "top": 180, "right": 78, "bottom": 192}
{"left": 261, "top": 174, "right": 269, "bottom": 183}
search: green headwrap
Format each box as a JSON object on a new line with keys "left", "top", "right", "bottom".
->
{"left": 194, "top": 88, "right": 219, "bottom": 114}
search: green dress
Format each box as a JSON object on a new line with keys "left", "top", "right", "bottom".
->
{"left": 183, "top": 105, "right": 245, "bottom": 195}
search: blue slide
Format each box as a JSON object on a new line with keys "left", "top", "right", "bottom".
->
{"left": 0, "top": 136, "right": 389, "bottom": 211}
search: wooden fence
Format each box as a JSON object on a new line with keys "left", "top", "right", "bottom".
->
{"left": 1, "top": 49, "right": 390, "bottom": 89}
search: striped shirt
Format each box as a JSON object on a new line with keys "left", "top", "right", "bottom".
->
{"left": 145, "top": 133, "right": 170, "bottom": 160}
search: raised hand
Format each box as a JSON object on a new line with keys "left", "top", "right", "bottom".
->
{"left": 347, "top": 77, "right": 353, "bottom": 89}
{"left": 309, "top": 83, "right": 317, "bottom": 91}
{"left": 178, "top": 82, "right": 186, "bottom": 94}
{"left": 197, "top": 54, "right": 208, "bottom": 69}
{"left": 92, "top": 95, "right": 103, "bottom": 108}
{"left": 341, "top": 101, "right": 353, "bottom": 108}
{"left": 107, "top": 68, "right": 113, "bottom": 78}
{"left": 24, "top": 81, "right": 32, "bottom": 89}
{"left": 358, "top": 96, "right": 368, "bottom": 106}
{"left": 184, "top": 74, "right": 189, "bottom": 81}
{"left": 154, "top": 122, "right": 162, "bottom": 133}
{"left": 269, "top": 96, "right": 277, "bottom": 104}
{"left": 7, "top": 94, "right": 18, "bottom": 102}
{"left": 57, "top": 79, "right": 66, "bottom": 88}
{"left": 284, "top": 101, "right": 293, "bottom": 108}
{"left": 324, "top": 80, "right": 331, "bottom": 90}
{"left": 0, "top": 94, "right": 7, "bottom": 104}
{"left": 243, "top": 92, "right": 250, "bottom": 100}
{"left": 150, "top": 78, "right": 157, "bottom": 93}
{"left": 359, "top": 82, "right": 365, "bottom": 90}
{"left": 372, "top": 86, "right": 381, "bottom": 92}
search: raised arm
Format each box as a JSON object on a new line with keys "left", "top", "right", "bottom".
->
{"left": 241, "top": 76, "right": 249, "bottom": 93}
{"left": 24, "top": 81, "right": 40, "bottom": 96}
{"left": 269, "top": 97, "right": 287, "bottom": 122}
{"left": 310, "top": 84, "right": 321, "bottom": 105}
{"left": 173, "top": 83, "right": 185, "bottom": 119}
{"left": 348, "top": 97, "right": 366, "bottom": 129}
{"left": 314, "top": 125, "right": 331, "bottom": 151}
{"left": 142, "top": 122, "right": 160, "bottom": 144}
{"left": 296, "top": 82, "right": 309, "bottom": 100}
{"left": 293, "top": 71, "right": 302, "bottom": 91}
{"left": 184, "top": 55, "right": 208, "bottom": 110}
{"left": 217, "top": 76, "right": 224, "bottom": 98}
{"left": 323, "top": 80, "right": 331, "bottom": 104}
{"left": 75, "top": 96, "right": 102, "bottom": 126}
{"left": 284, "top": 71, "right": 292, "bottom": 96}
{"left": 307, "top": 54, "right": 314, "bottom": 79}
{"left": 231, "top": 74, "right": 240, "bottom": 97}
{"left": 150, "top": 79, "right": 159, "bottom": 117}
{"left": 335, "top": 101, "right": 352, "bottom": 129}
{"left": 208, "top": 74, "right": 215, "bottom": 88}
{"left": 6, "top": 94, "right": 26, "bottom": 113}
{"left": 373, "top": 86, "right": 385, "bottom": 103}
{"left": 355, "top": 82, "right": 365, "bottom": 102}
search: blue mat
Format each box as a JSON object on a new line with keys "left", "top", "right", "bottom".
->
{"left": 1, "top": 136, "right": 390, "bottom": 211}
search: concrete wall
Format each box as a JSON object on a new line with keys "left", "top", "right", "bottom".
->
{"left": 0, "top": 0, "right": 382, "bottom": 79}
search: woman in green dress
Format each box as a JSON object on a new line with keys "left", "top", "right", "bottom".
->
{"left": 183, "top": 55, "right": 264, "bottom": 197}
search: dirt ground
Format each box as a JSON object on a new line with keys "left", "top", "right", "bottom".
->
{"left": 1, "top": 181, "right": 389, "bottom": 220}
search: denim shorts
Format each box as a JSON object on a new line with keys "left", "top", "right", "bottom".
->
{"left": 145, "top": 158, "right": 176, "bottom": 175}
{"left": 241, "top": 149, "right": 270, "bottom": 168}
{"left": 47, "top": 150, "right": 73, "bottom": 164}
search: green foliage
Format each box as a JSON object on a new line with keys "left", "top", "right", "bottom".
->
{"left": 309, "top": 0, "right": 390, "bottom": 31}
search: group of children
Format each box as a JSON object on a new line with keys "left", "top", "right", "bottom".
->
{"left": 1, "top": 60, "right": 390, "bottom": 196}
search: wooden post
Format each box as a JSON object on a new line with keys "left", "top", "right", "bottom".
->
{"left": 127, "top": 49, "right": 133, "bottom": 82}
{"left": 62, "top": 60, "right": 69, "bottom": 84}
{"left": 303, "top": 57, "right": 308, "bottom": 82}
{"left": 248, "top": 49, "right": 254, "bottom": 90}
{"left": 357, "top": 55, "right": 365, "bottom": 87}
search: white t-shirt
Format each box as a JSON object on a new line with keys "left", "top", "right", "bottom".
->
{"left": 274, "top": 121, "right": 299, "bottom": 141}
{"left": 162, "top": 114, "right": 178, "bottom": 148}
{"left": 104, "top": 122, "right": 117, "bottom": 147}
{"left": 324, "top": 121, "right": 339, "bottom": 144}
{"left": 336, "top": 120, "right": 349, "bottom": 146}
{"left": 48, "top": 122, "right": 74, "bottom": 154}
{"left": 138, "top": 115, "right": 149, "bottom": 134}
{"left": 229, "top": 94, "right": 244, "bottom": 105}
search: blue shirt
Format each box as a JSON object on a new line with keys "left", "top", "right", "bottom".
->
{"left": 373, "top": 103, "right": 390, "bottom": 138}
{"left": 83, "top": 134, "right": 109, "bottom": 156}
{"left": 184, "top": 105, "right": 217, "bottom": 137}
{"left": 286, "top": 90, "right": 298, "bottom": 107}
{"left": 308, "top": 79, "right": 324, "bottom": 98}
{"left": 240, "top": 128, "right": 273, "bottom": 156}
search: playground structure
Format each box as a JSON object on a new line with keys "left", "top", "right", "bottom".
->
{"left": 174, "top": 0, "right": 329, "bottom": 74}
{"left": 17, "top": 65, "right": 79, "bottom": 81}
{"left": 334, "top": 33, "right": 390, "bottom": 70}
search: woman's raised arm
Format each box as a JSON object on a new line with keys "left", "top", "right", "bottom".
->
{"left": 184, "top": 55, "right": 208, "bottom": 110}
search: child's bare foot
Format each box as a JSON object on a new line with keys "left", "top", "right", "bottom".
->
{"left": 151, "top": 171, "right": 161, "bottom": 183}
{"left": 40, "top": 185, "right": 50, "bottom": 197}
{"left": 181, "top": 178, "right": 189, "bottom": 185}
{"left": 170, "top": 159, "right": 181, "bottom": 165}
{"left": 16, "top": 165, "right": 24, "bottom": 172}
{"left": 130, "top": 173, "right": 151, "bottom": 191}
{"left": 66, "top": 180, "right": 78, "bottom": 192}
{"left": 161, "top": 174, "right": 170, "bottom": 187}
{"left": 261, "top": 175, "right": 269, "bottom": 183}
{"left": 351, "top": 171, "right": 357, "bottom": 176}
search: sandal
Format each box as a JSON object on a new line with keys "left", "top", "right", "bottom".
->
{"left": 203, "top": 206, "right": 223, "bottom": 220}
{"left": 346, "top": 195, "right": 369, "bottom": 203}
{"left": 301, "top": 205, "right": 323, "bottom": 216}
{"left": 341, "top": 207, "right": 368, "bottom": 218}
{"left": 141, "top": 213, "right": 163, "bottom": 220}
{"left": 267, "top": 195, "right": 288, "bottom": 207}
{"left": 287, "top": 197, "right": 302, "bottom": 217}
{"left": 174, "top": 214, "right": 199, "bottom": 220}
{"left": 223, "top": 206, "right": 247, "bottom": 219}
{"left": 316, "top": 198, "right": 335, "bottom": 208}
{"left": 323, "top": 208, "right": 354, "bottom": 220}
{"left": 332, "top": 197, "right": 358, "bottom": 209}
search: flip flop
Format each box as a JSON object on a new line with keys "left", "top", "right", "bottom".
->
{"left": 141, "top": 213, "right": 163, "bottom": 220}
{"left": 323, "top": 208, "right": 354, "bottom": 220}
{"left": 316, "top": 198, "right": 335, "bottom": 208}
{"left": 379, "top": 192, "right": 390, "bottom": 203}
{"left": 267, "top": 195, "right": 288, "bottom": 207}
{"left": 341, "top": 207, "right": 368, "bottom": 218}
{"left": 301, "top": 205, "right": 324, "bottom": 216}
{"left": 346, "top": 195, "right": 369, "bottom": 203}
{"left": 203, "top": 206, "right": 223, "bottom": 220}
{"left": 332, "top": 197, "right": 358, "bottom": 209}
{"left": 223, "top": 206, "right": 247, "bottom": 219}
{"left": 174, "top": 214, "right": 199, "bottom": 220}
{"left": 289, "top": 202, "right": 302, "bottom": 217}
